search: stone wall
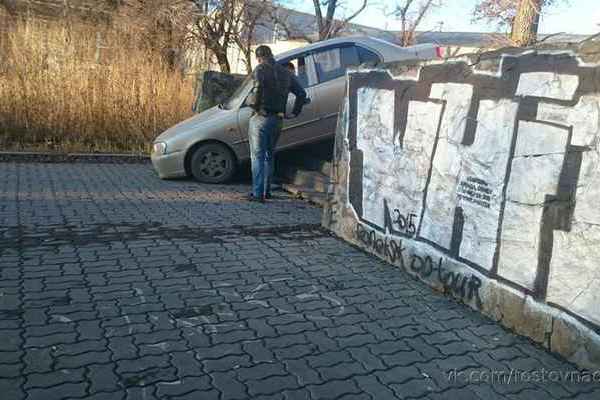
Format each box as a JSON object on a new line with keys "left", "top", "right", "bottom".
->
{"left": 323, "top": 42, "right": 600, "bottom": 369}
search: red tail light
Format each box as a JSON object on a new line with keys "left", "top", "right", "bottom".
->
{"left": 435, "top": 46, "right": 444, "bottom": 58}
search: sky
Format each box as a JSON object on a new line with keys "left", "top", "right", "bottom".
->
{"left": 287, "top": 0, "right": 600, "bottom": 35}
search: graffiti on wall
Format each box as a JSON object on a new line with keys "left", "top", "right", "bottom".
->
{"left": 344, "top": 52, "right": 600, "bottom": 327}
{"left": 355, "top": 223, "right": 484, "bottom": 308}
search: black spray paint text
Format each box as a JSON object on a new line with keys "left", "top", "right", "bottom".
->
{"left": 355, "top": 223, "right": 483, "bottom": 308}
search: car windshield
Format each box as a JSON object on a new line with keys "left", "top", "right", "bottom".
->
{"left": 223, "top": 75, "right": 252, "bottom": 110}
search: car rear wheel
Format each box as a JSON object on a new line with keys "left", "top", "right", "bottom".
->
{"left": 190, "top": 143, "right": 237, "bottom": 183}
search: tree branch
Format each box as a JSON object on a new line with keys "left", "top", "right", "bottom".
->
{"left": 341, "top": 0, "right": 368, "bottom": 25}
{"left": 313, "top": 0, "right": 324, "bottom": 37}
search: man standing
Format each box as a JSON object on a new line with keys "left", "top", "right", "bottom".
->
{"left": 246, "top": 45, "right": 307, "bottom": 203}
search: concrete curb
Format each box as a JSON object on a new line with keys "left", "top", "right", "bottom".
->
{"left": 0, "top": 151, "right": 151, "bottom": 164}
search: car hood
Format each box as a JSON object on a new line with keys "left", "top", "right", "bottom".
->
{"left": 154, "top": 106, "right": 225, "bottom": 143}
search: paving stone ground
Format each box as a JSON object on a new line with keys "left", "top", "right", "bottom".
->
{"left": 0, "top": 162, "right": 599, "bottom": 400}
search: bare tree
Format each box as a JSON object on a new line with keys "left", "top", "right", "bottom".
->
{"left": 232, "top": 0, "right": 273, "bottom": 73}
{"left": 311, "top": 0, "right": 368, "bottom": 41}
{"left": 473, "top": 0, "right": 519, "bottom": 27}
{"left": 268, "top": 0, "right": 369, "bottom": 44}
{"left": 511, "top": 0, "right": 543, "bottom": 46}
{"left": 186, "top": 0, "right": 237, "bottom": 73}
{"left": 473, "top": 0, "right": 560, "bottom": 46}
{"left": 187, "top": 0, "right": 275, "bottom": 73}
{"left": 391, "top": 0, "right": 442, "bottom": 47}
{"left": 115, "top": 0, "right": 195, "bottom": 69}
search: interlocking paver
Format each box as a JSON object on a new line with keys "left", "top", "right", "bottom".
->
{"left": 265, "top": 334, "right": 308, "bottom": 349}
{"left": 274, "top": 343, "right": 317, "bottom": 360}
{"left": 242, "top": 341, "right": 275, "bottom": 364}
{"left": 211, "top": 370, "right": 247, "bottom": 400}
{"left": 348, "top": 347, "right": 387, "bottom": 372}
{"left": 116, "top": 355, "right": 170, "bottom": 374}
{"left": 54, "top": 339, "right": 108, "bottom": 356}
{"left": 308, "top": 379, "right": 363, "bottom": 400}
{"left": 246, "top": 375, "right": 301, "bottom": 397}
{"left": 0, "top": 378, "right": 25, "bottom": 400}
{"left": 0, "top": 363, "right": 22, "bottom": 379}
{"left": 318, "top": 361, "right": 367, "bottom": 380}
{"left": 22, "top": 348, "right": 54, "bottom": 375}
{"left": 87, "top": 363, "right": 121, "bottom": 393}
{"left": 26, "top": 382, "right": 88, "bottom": 400}
{"left": 155, "top": 376, "right": 212, "bottom": 398}
{"left": 75, "top": 391, "right": 126, "bottom": 400}
{"left": 0, "top": 350, "right": 23, "bottom": 365}
{"left": 247, "top": 318, "right": 278, "bottom": 338}
{"left": 203, "top": 354, "right": 252, "bottom": 373}
{"left": 125, "top": 385, "right": 159, "bottom": 400}
{"left": 120, "top": 366, "right": 178, "bottom": 389}
{"left": 237, "top": 362, "right": 288, "bottom": 381}
{"left": 108, "top": 336, "right": 139, "bottom": 361}
{"left": 429, "top": 387, "right": 483, "bottom": 400}
{"left": 24, "top": 368, "right": 86, "bottom": 389}
{"left": 376, "top": 365, "right": 423, "bottom": 385}
{"left": 55, "top": 350, "right": 112, "bottom": 369}
{"left": 0, "top": 162, "right": 597, "bottom": 399}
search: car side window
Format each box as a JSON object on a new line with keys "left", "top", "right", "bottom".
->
{"left": 357, "top": 46, "right": 381, "bottom": 65}
{"left": 313, "top": 48, "right": 343, "bottom": 82}
{"left": 282, "top": 56, "right": 310, "bottom": 88}
{"left": 341, "top": 46, "right": 360, "bottom": 68}
{"left": 314, "top": 46, "right": 362, "bottom": 83}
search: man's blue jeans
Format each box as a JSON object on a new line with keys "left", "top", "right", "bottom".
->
{"left": 248, "top": 113, "right": 282, "bottom": 198}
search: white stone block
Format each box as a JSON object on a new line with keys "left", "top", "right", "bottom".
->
{"left": 573, "top": 151, "right": 600, "bottom": 225}
{"left": 516, "top": 72, "right": 579, "bottom": 100}
{"left": 355, "top": 88, "right": 442, "bottom": 231}
{"left": 547, "top": 223, "right": 600, "bottom": 327}
{"left": 507, "top": 155, "right": 565, "bottom": 205}
{"left": 497, "top": 202, "right": 543, "bottom": 290}
{"left": 537, "top": 96, "right": 600, "bottom": 147}
{"left": 514, "top": 121, "right": 569, "bottom": 156}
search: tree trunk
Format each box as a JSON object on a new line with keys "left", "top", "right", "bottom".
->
{"left": 213, "top": 48, "right": 231, "bottom": 74}
{"left": 400, "top": 30, "right": 415, "bottom": 47}
{"left": 318, "top": 18, "right": 334, "bottom": 41}
{"left": 511, "top": 0, "right": 542, "bottom": 46}
{"left": 321, "top": 0, "right": 337, "bottom": 41}
{"left": 241, "top": 46, "right": 253, "bottom": 74}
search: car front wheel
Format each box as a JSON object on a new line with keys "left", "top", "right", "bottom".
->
{"left": 190, "top": 143, "right": 237, "bottom": 183}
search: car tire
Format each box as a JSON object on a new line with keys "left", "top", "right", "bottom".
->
{"left": 190, "top": 143, "right": 237, "bottom": 184}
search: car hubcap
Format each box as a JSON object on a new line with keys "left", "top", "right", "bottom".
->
{"left": 199, "top": 151, "right": 228, "bottom": 178}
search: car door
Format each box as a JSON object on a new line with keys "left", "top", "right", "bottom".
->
{"left": 310, "top": 44, "right": 382, "bottom": 141}
{"left": 236, "top": 53, "right": 319, "bottom": 156}
{"left": 276, "top": 53, "right": 319, "bottom": 149}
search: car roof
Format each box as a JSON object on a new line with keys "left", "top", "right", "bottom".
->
{"left": 274, "top": 36, "right": 401, "bottom": 60}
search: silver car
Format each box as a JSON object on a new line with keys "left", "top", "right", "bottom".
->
{"left": 151, "top": 36, "right": 441, "bottom": 183}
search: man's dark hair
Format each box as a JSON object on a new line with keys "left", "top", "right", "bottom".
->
{"left": 255, "top": 45, "right": 273, "bottom": 59}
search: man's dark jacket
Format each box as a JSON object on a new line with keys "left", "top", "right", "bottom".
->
{"left": 247, "top": 57, "right": 307, "bottom": 116}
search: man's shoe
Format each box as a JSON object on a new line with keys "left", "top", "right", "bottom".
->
{"left": 247, "top": 193, "right": 265, "bottom": 203}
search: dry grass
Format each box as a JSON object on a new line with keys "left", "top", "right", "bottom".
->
{"left": 0, "top": 17, "right": 195, "bottom": 153}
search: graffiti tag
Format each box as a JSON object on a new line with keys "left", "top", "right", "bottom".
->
{"left": 356, "top": 223, "right": 483, "bottom": 308}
